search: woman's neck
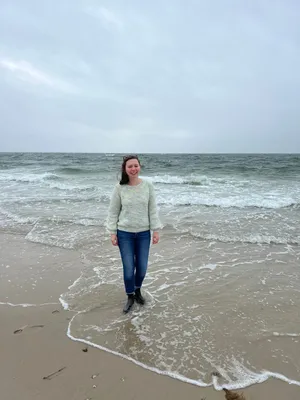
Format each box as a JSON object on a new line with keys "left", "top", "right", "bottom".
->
{"left": 128, "top": 177, "right": 141, "bottom": 186}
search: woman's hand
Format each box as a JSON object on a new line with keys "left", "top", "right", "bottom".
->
{"left": 152, "top": 231, "right": 160, "bottom": 245}
{"left": 111, "top": 234, "right": 118, "bottom": 246}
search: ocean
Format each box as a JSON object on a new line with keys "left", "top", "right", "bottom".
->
{"left": 1, "top": 152, "right": 300, "bottom": 390}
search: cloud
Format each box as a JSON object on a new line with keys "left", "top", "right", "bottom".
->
{"left": 85, "top": 5, "right": 123, "bottom": 30}
{"left": 0, "top": 0, "right": 300, "bottom": 152}
{"left": 0, "top": 58, "right": 77, "bottom": 93}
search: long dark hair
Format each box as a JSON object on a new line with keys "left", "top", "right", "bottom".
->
{"left": 119, "top": 155, "right": 140, "bottom": 185}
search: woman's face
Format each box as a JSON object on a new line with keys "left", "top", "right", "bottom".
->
{"left": 125, "top": 158, "right": 140, "bottom": 178}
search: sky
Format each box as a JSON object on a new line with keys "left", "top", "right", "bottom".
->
{"left": 0, "top": 0, "right": 300, "bottom": 153}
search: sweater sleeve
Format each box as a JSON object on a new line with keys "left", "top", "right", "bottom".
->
{"left": 148, "top": 181, "right": 162, "bottom": 231}
{"left": 106, "top": 184, "right": 121, "bottom": 234}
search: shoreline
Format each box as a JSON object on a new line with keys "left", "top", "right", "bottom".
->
{"left": 1, "top": 232, "right": 300, "bottom": 399}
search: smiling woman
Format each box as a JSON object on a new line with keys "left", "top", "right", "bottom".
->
{"left": 106, "top": 154, "right": 161, "bottom": 313}
{"left": 120, "top": 154, "right": 140, "bottom": 185}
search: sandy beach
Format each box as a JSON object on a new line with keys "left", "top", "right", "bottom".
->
{"left": 1, "top": 232, "right": 300, "bottom": 400}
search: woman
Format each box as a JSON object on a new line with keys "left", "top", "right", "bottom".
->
{"left": 106, "top": 155, "right": 161, "bottom": 313}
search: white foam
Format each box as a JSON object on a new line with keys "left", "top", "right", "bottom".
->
{"left": 66, "top": 312, "right": 300, "bottom": 391}
{"left": 25, "top": 226, "right": 78, "bottom": 249}
{"left": 0, "top": 172, "right": 59, "bottom": 183}
{"left": 58, "top": 272, "right": 86, "bottom": 311}
{"left": 144, "top": 174, "right": 234, "bottom": 186}
{"left": 66, "top": 312, "right": 209, "bottom": 388}
{"left": 156, "top": 282, "right": 185, "bottom": 292}
{"left": 59, "top": 297, "right": 69, "bottom": 310}
{"left": 273, "top": 332, "right": 300, "bottom": 337}
{"left": 0, "top": 207, "right": 38, "bottom": 224}
{"left": 189, "top": 231, "right": 299, "bottom": 245}
{"left": 0, "top": 301, "right": 59, "bottom": 307}
{"left": 67, "top": 273, "right": 84, "bottom": 291}
{"left": 156, "top": 190, "right": 298, "bottom": 209}
{"left": 200, "top": 264, "right": 217, "bottom": 271}
{"left": 48, "top": 182, "right": 95, "bottom": 192}
{"left": 212, "top": 358, "right": 300, "bottom": 390}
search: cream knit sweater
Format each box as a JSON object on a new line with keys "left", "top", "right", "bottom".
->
{"left": 106, "top": 179, "right": 161, "bottom": 234}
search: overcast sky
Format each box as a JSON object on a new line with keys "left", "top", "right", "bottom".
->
{"left": 0, "top": 0, "right": 300, "bottom": 153}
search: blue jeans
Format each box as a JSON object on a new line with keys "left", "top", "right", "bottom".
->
{"left": 117, "top": 230, "right": 151, "bottom": 295}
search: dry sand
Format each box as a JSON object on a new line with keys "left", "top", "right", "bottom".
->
{"left": 1, "top": 232, "right": 299, "bottom": 400}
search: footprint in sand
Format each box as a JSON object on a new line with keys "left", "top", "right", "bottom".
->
{"left": 13, "top": 324, "right": 45, "bottom": 334}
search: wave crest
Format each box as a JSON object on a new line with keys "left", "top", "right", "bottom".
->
{"left": 188, "top": 230, "right": 299, "bottom": 245}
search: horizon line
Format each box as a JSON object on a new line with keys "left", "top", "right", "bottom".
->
{"left": 0, "top": 152, "right": 300, "bottom": 156}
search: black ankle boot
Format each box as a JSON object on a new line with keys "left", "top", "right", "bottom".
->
{"left": 134, "top": 288, "right": 145, "bottom": 305}
{"left": 123, "top": 294, "right": 134, "bottom": 313}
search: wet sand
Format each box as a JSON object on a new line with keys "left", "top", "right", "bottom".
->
{"left": 1, "top": 232, "right": 300, "bottom": 400}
